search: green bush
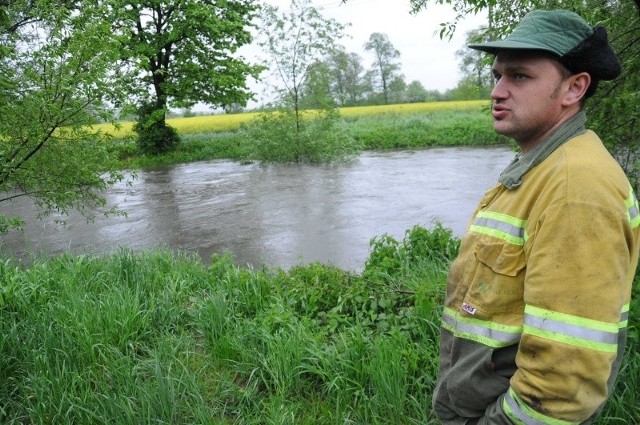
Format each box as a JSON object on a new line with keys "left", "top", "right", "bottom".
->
{"left": 285, "top": 262, "right": 418, "bottom": 337}
{"left": 363, "top": 223, "right": 460, "bottom": 281}
{"left": 240, "top": 109, "right": 362, "bottom": 164}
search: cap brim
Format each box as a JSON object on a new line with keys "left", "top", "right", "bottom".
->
{"left": 468, "top": 40, "right": 560, "bottom": 56}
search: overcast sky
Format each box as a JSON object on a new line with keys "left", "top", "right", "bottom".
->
{"left": 195, "top": 0, "right": 488, "bottom": 111}
{"left": 250, "top": 0, "right": 488, "bottom": 99}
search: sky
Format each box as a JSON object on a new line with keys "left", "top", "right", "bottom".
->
{"left": 196, "top": 0, "right": 488, "bottom": 111}
{"left": 248, "top": 0, "right": 488, "bottom": 105}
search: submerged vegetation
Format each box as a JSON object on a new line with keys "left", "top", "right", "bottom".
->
{"left": 0, "top": 224, "right": 638, "bottom": 424}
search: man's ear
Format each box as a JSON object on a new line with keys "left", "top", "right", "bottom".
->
{"left": 563, "top": 72, "right": 591, "bottom": 105}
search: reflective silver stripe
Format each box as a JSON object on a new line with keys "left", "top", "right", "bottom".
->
{"left": 451, "top": 318, "right": 521, "bottom": 344}
{"left": 620, "top": 309, "right": 629, "bottom": 322}
{"left": 523, "top": 305, "right": 619, "bottom": 353}
{"left": 626, "top": 186, "right": 640, "bottom": 228}
{"left": 620, "top": 304, "right": 630, "bottom": 328}
{"left": 470, "top": 211, "right": 526, "bottom": 245}
{"left": 524, "top": 313, "right": 619, "bottom": 345}
{"left": 441, "top": 311, "right": 457, "bottom": 328}
{"left": 629, "top": 203, "right": 640, "bottom": 227}
{"left": 474, "top": 216, "right": 524, "bottom": 239}
{"left": 442, "top": 308, "right": 522, "bottom": 348}
{"left": 503, "top": 388, "right": 578, "bottom": 425}
{"left": 504, "top": 389, "right": 545, "bottom": 425}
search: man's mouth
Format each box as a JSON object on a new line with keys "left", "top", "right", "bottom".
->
{"left": 492, "top": 104, "right": 509, "bottom": 120}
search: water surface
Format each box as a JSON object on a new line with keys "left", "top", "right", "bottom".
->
{"left": 1, "top": 146, "right": 515, "bottom": 271}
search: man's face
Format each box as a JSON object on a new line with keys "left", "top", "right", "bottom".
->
{"left": 491, "top": 51, "right": 573, "bottom": 152}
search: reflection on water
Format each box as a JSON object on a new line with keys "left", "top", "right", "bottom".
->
{"left": 1, "top": 146, "right": 515, "bottom": 271}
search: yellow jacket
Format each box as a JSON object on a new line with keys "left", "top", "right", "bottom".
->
{"left": 433, "top": 122, "right": 640, "bottom": 424}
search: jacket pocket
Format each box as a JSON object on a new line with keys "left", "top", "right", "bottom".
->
{"left": 462, "top": 239, "right": 526, "bottom": 314}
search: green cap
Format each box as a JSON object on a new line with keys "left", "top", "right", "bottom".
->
{"left": 468, "top": 9, "right": 622, "bottom": 94}
{"left": 468, "top": 10, "right": 592, "bottom": 57}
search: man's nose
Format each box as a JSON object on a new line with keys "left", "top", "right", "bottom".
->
{"left": 491, "top": 79, "right": 508, "bottom": 100}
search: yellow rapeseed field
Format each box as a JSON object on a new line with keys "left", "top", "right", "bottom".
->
{"left": 91, "top": 113, "right": 260, "bottom": 138}
{"left": 94, "top": 100, "right": 488, "bottom": 138}
{"left": 338, "top": 99, "right": 487, "bottom": 117}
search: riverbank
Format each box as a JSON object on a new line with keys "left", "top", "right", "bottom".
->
{"left": 108, "top": 101, "right": 509, "bottom": 170}
{"left": 1, "top": 225, "right": 638, "bottom": 423}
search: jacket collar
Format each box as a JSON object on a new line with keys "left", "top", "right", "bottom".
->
{"left": 499, "top": 111, "right": 587, "bottom": 190}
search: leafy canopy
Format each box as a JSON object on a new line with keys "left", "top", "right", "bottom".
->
{"left": 0, "top": 1, "right": 129, "bottom": 231}
{"left": 110, "top": 0, "right": 263, "bottom": 154}
{"left": 113, "top": 0, "right": 263, "bottom": 111}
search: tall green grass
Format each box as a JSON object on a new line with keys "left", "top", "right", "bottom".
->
{"left": 0, "top": 224, "right": 637, "bottom": 424}
{"left": 344, "top": 110, "right": 499, "bottom": 150}
{"left": 97, "top": 100, "right": 489, "bottom": 139}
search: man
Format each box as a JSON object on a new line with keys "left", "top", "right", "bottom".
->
{"left": 432, "top": 10, "right": 640, "bottom": 425}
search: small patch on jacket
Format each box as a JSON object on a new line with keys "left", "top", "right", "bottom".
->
{"left": 462, "top": 302, "right": 477, "bottom": 315}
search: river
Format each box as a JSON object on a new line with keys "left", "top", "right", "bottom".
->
{"left": 1, "top": 146, "right": 515, "bottom": 271}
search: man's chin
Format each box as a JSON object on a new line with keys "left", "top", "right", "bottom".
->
{"left": 492, "top": 122, "right": 511, "bottom": 137}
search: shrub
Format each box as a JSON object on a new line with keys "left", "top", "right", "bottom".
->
{"left": 363, "top": 223, "right": 460, "bottom": 282}
{"left": 240, "top": 109, "right": 362, "bottom": 164}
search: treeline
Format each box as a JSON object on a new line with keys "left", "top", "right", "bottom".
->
{"left": 297, "top": 44, "right": 481, "bottom": 110}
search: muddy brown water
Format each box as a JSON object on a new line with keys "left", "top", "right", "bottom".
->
{"left": 1, "top": 146, "right": 515, "bottom": 271}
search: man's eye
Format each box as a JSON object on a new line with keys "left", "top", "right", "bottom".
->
{"left": 493, "top": 74, "right": 501, "bottom": 82}
{"left": 515, "top": 74, "right": 528, "bottom": 80}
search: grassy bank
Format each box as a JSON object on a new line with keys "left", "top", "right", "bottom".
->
{"left": 106, "top": 100, "right": 506, "bottom": 169}
{"left": 98, "top": 100, "right": 490, "bottom": 138}
{"left": 1, "top": 224, "right": 638, "bottom": 424}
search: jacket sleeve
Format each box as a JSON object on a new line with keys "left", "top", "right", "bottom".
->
{"left": 481, "top": 199, "right": 634, "bottom": 424}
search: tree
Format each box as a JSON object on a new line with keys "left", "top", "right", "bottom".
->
{"left": 300, "top": 60, "right": 335, "bottom": 109}
{"left": 454, "top": 28, "right": 493, "bottom": 99}
{"left": 325, "top": 48, "right": 366, "bottom": 106}
{"left": 0, "top": 1, "right": 128, "bottom": 232}
{"left": 111, "top": 0, "right": 262, "bottom": 154}
{"left": 405, "top": 80, "right": 429, "bottom": 103}
{"left": 360, "top": 69, "right": 379, "bottom": 104}
{"left": 424, "top": 89, "right": 446, "bottom": 102}
{"left": 388, "top": 75, "right": 407, "bottom": 104}
{"left": 364, "top": 32, "right": 402, "bottom": 104}
{"left": 446, "top": 75, "right": 488, "bottom": 100}
{"left": 257, "top": 0, "right": 347, "bottom": 129}
{"left": 245, "top": 0, "right": 359, "bottom": 164}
